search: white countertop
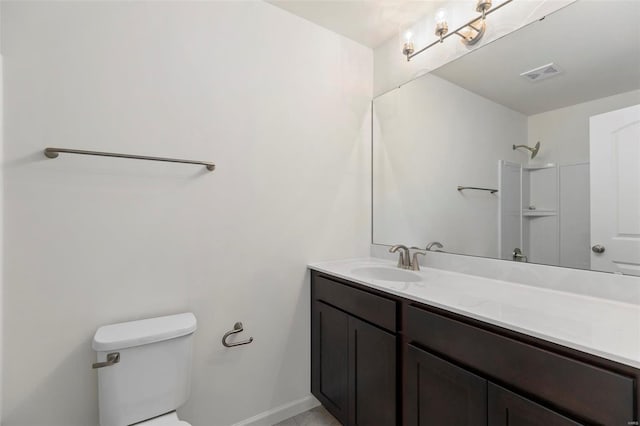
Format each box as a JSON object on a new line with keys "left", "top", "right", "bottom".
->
{"left": 308, "top": 257, "right": 640, "bottom": 369}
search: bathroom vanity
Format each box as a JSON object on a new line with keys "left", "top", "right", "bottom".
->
{"left": 310, "top": 0, "right": 640, "bottom": 424}
{"left": 309, "top": 259, "right": 640, "bottom": 426}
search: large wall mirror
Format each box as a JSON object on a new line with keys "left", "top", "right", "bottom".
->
{"left": 372, "top": 0, "right": 640, "bottom": 275}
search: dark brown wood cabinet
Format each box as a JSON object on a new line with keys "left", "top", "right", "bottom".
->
{"left": 310, "top": 271, "right": 639, "bottom": 426}
{"left": 405, "top": 344, "right": 487, "bottom": 426}
{"left": 348, "top": 316, "right": 397, "bottom": 426}
{"left": 405, "top": 305, "right": 635, "bottom": 425}
{"left": 312, "top": 301, "right": 350, "bottom": 423}
{"left": 488, "top": 384, "right": 583, "bottom": 426}
{"left": 312, "top": 274, "right": 398, "bottom": 426}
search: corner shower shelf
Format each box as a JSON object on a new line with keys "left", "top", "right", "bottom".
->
{"left": 523, "top": 163, "right": 556, "bottom": 170}
{"left": 522, "top": 209, "right": 557, "bottom": 217}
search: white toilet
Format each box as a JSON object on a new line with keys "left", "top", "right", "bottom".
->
{"left": 92, "top": 312, "right": 197, "bottom": 426}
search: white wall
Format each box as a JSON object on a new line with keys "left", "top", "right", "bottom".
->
{"left": 1, "top": 2, "right": 372, "bottom": 426}
{"left": 558, "top": 163, "right": 590, "bottom": 269}
{"left": 499, "top": 161, "right": 521, "bottom": 260}
{"left": 527, "top": 90, "right": 640, "bottom": 165}
{"left": 373, "top": 0, "right": 574, "bottom": 96}
{"left": 373, "top": 73, "right": 526, "bottom": 257}
{"left": 0, "top": 1, "right": 3, "bottom": 420}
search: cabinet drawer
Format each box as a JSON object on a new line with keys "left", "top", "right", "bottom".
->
{"left": 488, "top": 383, "right": 583, "bottom": 426}
{"left": 313, "top": 274, "right": 397, "bottom": 332}
{"left": 406, "top": 305, "right": 635, "bottom": 425}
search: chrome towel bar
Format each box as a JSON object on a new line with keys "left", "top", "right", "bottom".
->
{"left": 44, "top": 147, "right": 215, "bottom": 171}
{"left": 457, "top": 186, "right": 498, "bottom": 194}
{"left": 222, "top": 322, "right": 253, "bottom": 348}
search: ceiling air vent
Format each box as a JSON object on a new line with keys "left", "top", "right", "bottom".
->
{"left": 520, "top": 63, "right": 562, "bottom": 82}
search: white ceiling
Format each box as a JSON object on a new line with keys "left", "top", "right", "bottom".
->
{"left": 267, "top": 0, "right": 444, "bottom": 48}
{"left": 432, "top": 0, "right": 640, "bottom": 115}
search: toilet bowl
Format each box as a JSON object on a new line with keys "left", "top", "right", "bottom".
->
{"left": 138, "top": 411, "right": 191, "bottom": 426}
{"left": 92, "top": 313, "right": 197, "bottom": 426}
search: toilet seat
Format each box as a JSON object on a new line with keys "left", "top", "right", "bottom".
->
{"left": 136, "top": 411, "right": 191, "bottom": 426}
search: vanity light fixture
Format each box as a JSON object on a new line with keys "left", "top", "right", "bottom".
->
{"left": 403, "top": 0, "right": 513, "bottom": 61}
{"left": 402, "top": 29, "right": 415, "bottom": 57}
{"left": 434, "top": 9, "right": 449, "bottom": 43}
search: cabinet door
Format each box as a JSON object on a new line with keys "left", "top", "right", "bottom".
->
{"left": 488, "top": 384, "right": 583, "bottom": 426}
{"left": 348, "top": 316, "right": 397, "bottom": 426}
{"left": 405, "top": 344, "right": 487, "bottom": 426}
{"left": 312, "top": 301, "right": 349, "bottom": 424}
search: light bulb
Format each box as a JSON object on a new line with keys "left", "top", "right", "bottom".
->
{"left": 434, "top": 8, "right": 448, "bottom": 25}
{"left": 434, "top": 8, "right": 448, "bottom": 42}
{"left": 404, "top": 30, "right": 413, "bottom": 43}
{"left": 400, "top": 23, "right": 415, "bottom": 60}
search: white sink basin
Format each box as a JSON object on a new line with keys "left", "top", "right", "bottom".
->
{"left": 350, "top": 266, "right": 422, "bottom": 282}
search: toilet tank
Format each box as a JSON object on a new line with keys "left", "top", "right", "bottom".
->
{"left": 92, "top": 313, "right": 197, "bottom": 426}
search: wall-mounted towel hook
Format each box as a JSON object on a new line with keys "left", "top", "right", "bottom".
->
{"left": 222, "top": 322, "right": 253, "bottom": 348}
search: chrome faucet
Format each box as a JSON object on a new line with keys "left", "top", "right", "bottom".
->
{"left": 389, "top": 245, "right": 410, "bottom": 269}
{"left": 389, "top": 245, "right": 427, "bottom": 271}
{"left": 426, "top": 241, "right": 444, "bottom": 252}
{"left": 512, "top": 247, "right": 528, "bottom": 262}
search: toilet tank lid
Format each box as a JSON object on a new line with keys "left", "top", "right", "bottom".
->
{"left": 92, "top": 313, "right": 197, "bottom": 351}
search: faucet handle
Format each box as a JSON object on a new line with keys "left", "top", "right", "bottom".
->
{"left": 426, "top": 241, "right": 444, "bottom": 252}
{"left": 410, "top": 248, "right": 427, "bottom": 271}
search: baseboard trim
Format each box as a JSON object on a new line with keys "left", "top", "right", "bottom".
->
{"left": 230, "top": 395, "right": 320, "bottom": 426}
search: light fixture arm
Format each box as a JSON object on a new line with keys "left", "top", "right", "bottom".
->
{"left": 468, "top": 23, "right": 482, "bottom": 33}
{"left": 404, "top": 0, "right": 514, "bottom": 61}
{"left": 477, "top": 0, "right": 493, "bottom": 19}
